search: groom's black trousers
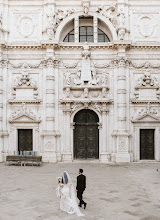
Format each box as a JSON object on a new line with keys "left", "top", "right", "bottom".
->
{"left": 77, "top": 190, "right": 85, "bottom": 205}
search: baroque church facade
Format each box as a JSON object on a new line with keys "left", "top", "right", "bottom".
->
{"left": 0, "top": 0, "right": 160, "bottom": 163}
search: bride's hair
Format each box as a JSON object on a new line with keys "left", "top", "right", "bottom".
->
{"left": 62, "top": 171, "right": 68, "bottom": 184}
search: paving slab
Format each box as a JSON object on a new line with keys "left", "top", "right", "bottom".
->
{"left": 0, "top": 162, "right": 160, "bottom": 220}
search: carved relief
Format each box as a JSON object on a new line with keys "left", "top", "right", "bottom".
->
{"left": 13, "top": 71, "right": 36, "bottom": 88}
{"left": 9, "top": 61, "right": 42, "bottom": 69}
{"left": 133, "top": 71, "right": 160, "bottom": 100}
{"left": 93, "top": 62, "right": 110, "bottom": 69}
{"left": 131, "top": 61, "right": 160, "bottom": 69}
{"left": 137, "top": 15, "right": 157, "bottom": 38}
{"left": 96, "top": 4, "right": 117, "bottom": 27}
{"left": 73, "top": 68, "right": 83, "bottom": 86}
{"left": 13, "top": 71, "right": 38, "bottom": 100}
{"left": 45, "top": 141, "right": 54, "bottom": 150}
{"left": 84, "top": 88, "right": 89, "bottom": 98}
{"left": 10, "top": 102, "right": 40, "bottom": 123}
{"left": 72, "top": 90, "right": 83, "bottom": 98}
{"left": 135, "top": 71, "right": 159, "bottom": 88}
{"left": 101, "top": 72, "right": 108, "bottom": 86}
{"left": 64, "top": 71, "right": 71, "bottom": 86}
{"left": 63, "top": 61, "right": 79, "bottom": 68}
{"left": 91, "top": 102, "right": 101, "bottom": 113}
{"left": 55, "top": 8, "right": 75, "bottom": 27}
{"left": 132, "top": 103, "right": 160, "bottom": 122}
{"left": 96, "top": 5, "right": 128, "bottom": 40}
{"left": 118, "top": 138, "right": 127, "bottom": 152}
{"left": 65, "top": 88, "right": 71, "bottom": 98}
{"left": 46, "top": 7, "right": 56, "bottom": 40}
{"left": 71, "top": 102, "right": 78, "bottom": 113}
{"left": 82, "top": 0, "right": 90, "bottom": 16}
{"left": 89, "top": 68, "right": 100, "bottom": 85}
{"left": 17, "top": 16, "right": 35, "bottom": 38}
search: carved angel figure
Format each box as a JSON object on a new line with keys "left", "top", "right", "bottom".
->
{"left": 74, "top": 68, "right": 83, "bottom": 86}
{"left": 89, "top": 68, "right": 99, "bottom": 85}
{"left": 64, "top": 71, "right": 71, "bottom": 86}
{"left": 101, "top": 72, "right": 108, "bottom": 86}
{"left": 81, "top": 43, "right": 91, "bottom": 60}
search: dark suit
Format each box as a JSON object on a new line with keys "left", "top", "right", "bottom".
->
{"left": 76, "top": 174, "right": 86, "bottom": 206}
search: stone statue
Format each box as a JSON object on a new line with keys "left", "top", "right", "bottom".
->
{"left": 89, "top": 68, "right": 99, "bottom": 85}
{"left": 74, "top": 68, "right": 83, "bottom": 86}
{"left": 64, "top": 71, "right": 71, "bottom": 86}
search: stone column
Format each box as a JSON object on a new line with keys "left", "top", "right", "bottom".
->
{"left": 42, "top": 48, "right": 57, "bottom": 162}
{"left": 62, "top": 102, "right": 72, "bottom": 161}
{"left": 114, "top": 55, "right": 130, "bottom": 162}
{"left": 54, "top": 59, "right": 61, "bottom": 161}
{"left": 100, "top": 103, "right": 110, "bottom": 162}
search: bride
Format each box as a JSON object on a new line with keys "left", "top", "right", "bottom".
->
{"left": 56, "top": 171, "right": 84, "bottom": 217}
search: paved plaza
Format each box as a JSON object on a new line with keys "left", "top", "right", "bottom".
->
{"left": 0, "top": 162, "right": 160, "bottom": 220}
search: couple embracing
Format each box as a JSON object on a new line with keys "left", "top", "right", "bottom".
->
{"left": 56, "top": 169, "right": 87, "bottom": 217}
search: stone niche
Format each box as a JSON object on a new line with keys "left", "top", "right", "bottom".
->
{"left": 13, "top": 71, "right": 38, "bottom": 100}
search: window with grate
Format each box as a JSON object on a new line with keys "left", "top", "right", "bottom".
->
{"left": 63, "top": 27, "right": 110, "bottom": 42}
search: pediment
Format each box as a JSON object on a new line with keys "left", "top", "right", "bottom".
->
{"left": 9, "top": 114, "right": 41, "bottom": 123}
{"left": 132, "top": 113, "right": 160, "bottom": 123}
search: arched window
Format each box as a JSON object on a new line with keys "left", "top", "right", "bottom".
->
{"left": 63, "top": 26, "right": 110, "bottom": 42}
{"left": 63, "top": 29, "right": 74, "bottom": 42}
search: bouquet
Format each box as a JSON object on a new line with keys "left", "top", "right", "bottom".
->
{"left": 57, "top": 177, "right": 62, "bottom": 184}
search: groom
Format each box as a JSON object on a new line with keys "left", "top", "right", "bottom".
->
{"left": 76, "top": 168, "right": 87, "bottom": 209}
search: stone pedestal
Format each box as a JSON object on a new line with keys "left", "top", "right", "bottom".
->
{"left": 100, "top": 152, "right": 111, "bottom": 163}
{"left": 43, "top": 152, "right": 57, "bottom": 163}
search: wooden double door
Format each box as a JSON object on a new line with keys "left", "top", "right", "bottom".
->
{"left": 74, "top": 110, "right": 99, "bottom": 159}
{"left": 18, "top": 129, "right": 33, "bottom": 152}
{"left": 140, "top": 129, "right": 154, "bottom": 160}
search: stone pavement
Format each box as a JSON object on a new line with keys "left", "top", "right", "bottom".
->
{"left": 0, "top": 162, "right": 160, "bottom": 220}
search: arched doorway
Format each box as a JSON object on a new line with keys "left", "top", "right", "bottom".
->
{"left": 74, "top": 109, "right": 99, "bottom": 159}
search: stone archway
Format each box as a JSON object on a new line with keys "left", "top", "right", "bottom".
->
{"left": 73, "top": 109, "right": 99, "bottom": 159}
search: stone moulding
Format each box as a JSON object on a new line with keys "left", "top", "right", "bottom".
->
{"left": 2, "top": 42, "right": 160, "bottom": 50}
{"left": 8, "top": 99, "right": 42, "bottom": 104}
{"left": 131, "top": 99, "right": 160, "bottom": 104}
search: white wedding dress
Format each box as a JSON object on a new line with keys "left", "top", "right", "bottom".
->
{"left": 56, "top": 171, "right": 84, "bottom": 217}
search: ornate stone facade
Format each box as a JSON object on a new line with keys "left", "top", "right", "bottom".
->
{"left": 0, "top": 0, "right": 160, "bottom": 163}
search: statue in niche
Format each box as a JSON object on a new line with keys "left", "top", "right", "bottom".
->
{"left": 84, "top": 88, "right": 89, "bottom": 98}
{"left": 65, "top": 87, "right": 70, "bottom": 98}
{"left": 89, "top": 68, "right": 100, "bottom": 85}
{"left": 74, "top": 68, "right": 83, "bottom": 86}
{"left": 64, "top": 71, "right": 71, "bottom": 86}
